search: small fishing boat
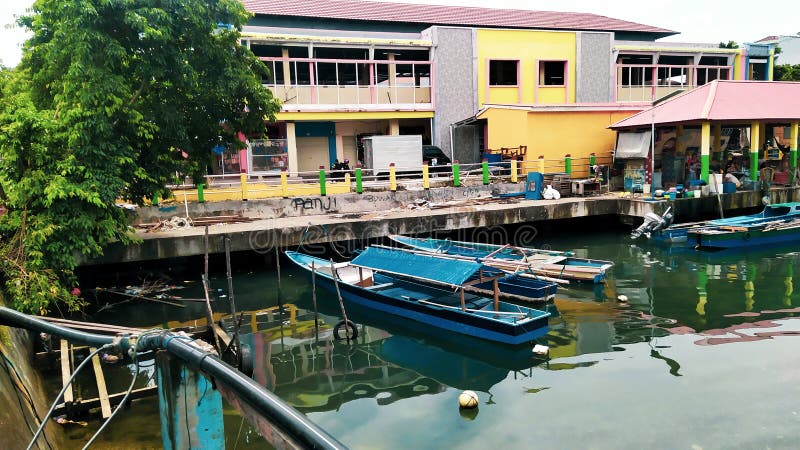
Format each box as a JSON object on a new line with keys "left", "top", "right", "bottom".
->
{"left": 388, "top": 235, "right": 613, "bottom": 284}
{"left": 688, "top": 217, "right": 800, "bottom": 249}
{"left": 370, "top": 245, "right": 558, "bottom": 302}
{"left": 634, "top": 202, "right": 800, "bottom": 247}
{"left": 285, "top": 247, "right": 551, "bottom": 345}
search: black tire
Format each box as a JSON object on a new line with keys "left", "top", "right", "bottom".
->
{"left": 333, "top": 320, "right": 358, "bottom": 341}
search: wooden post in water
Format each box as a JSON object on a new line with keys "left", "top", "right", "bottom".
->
{"left": 311, "top": 261, "right": 319, "bottom": 340}
{"left": 493, "top": 278, "right": 500, "bottom": 312}
{"left": 224, "top": 236, "right": 240, "bottom": 367}
{"left": 460, "top": 287, "right": 466, "bottom": 312}
{"left": 330, "top": 260, "right": 353, "bottom": 340}
{"left": 156, "top": 352, "right": 224, "bottom": 450}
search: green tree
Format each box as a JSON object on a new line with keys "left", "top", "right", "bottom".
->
{"left": 774, "top": 64, "right": 800, "bottom": 81}
{"left": 719, "top": 40, "right": 739, "bottom": 49}
{"left": 0, "top": 0, "right": 280, "bottom": 314}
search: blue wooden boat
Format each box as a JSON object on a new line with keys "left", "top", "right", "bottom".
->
{"left": 641, "top": 203, "right": 800, "bottom": 247}
{"left": 285, "top": 248, "right": 551, "bottom": 345}
{"left": 388, "top": 235, "right": 613, "bottom": 284}
{"left": 372, "top": 245, "right": 558, "bottom": 302}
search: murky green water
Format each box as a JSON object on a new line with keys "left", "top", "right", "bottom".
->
{"left": 55, "top": 228, "right": 800, "bottom": 449}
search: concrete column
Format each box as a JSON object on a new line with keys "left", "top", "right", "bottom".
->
{"left": 156, "top": 353, "right": 224, "bottom": 450}
{"left": 388, "top": 53, "right": 396, "bottom": 87}
{"left": 750, "top": 121, "right": 760, "bottom": 181}
{"left": 389, "top": 119, "right": 400, "bottom": 136}
{"left": 790, "top": 122, "right": 798, "bottom": 173}
{"left": 713, "top": 123, "right": 722, "bottom": 153}
{"left": 282, "top": 48, "right": 291, "bottom": 87}
{"left": 286, "top": 122, "right": 298, "bottom": 173}
{"left": 335, "top": 134, "right": 344, "bottom": 161}
{"left": 700, "top": 122, "right": 711, "bottom": 182}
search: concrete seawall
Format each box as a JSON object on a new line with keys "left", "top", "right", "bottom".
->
{"left": 87, "top": 186, "right": 798, "bottom": 265}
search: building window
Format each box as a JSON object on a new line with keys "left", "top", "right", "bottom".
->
{"left": 539, "top": 61, "right": 566, "bottom": 86}
{"left": 249, "top": 139, "right": 288, "bottom": 173}
{"left": 489, "top": 60, "right": 518, "bottom": 86}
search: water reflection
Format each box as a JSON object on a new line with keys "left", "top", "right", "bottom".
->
{"left": 67, "top": 230, "right": 800, "bottom": 449}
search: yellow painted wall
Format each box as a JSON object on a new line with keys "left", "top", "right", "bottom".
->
{"left": 487, "top": 87, "right": 520, "bottom": 104}
{"left": 733, "top": 52, "right": 743, "bottom": 80}
{"left": 482, "top": 108, "right": 530, "bottom": 151}
{"left": 477, "top": 29, "right": 576, "bottom": 106}
{"left": 480, "top": 107, "right": 643, "bottom": 176}
{"left": 537, "top": 87, "right": 567, "bottom": 104}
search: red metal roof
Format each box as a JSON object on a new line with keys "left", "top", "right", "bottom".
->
{"left": 241, "top": 0, "right": 675, "bottom": 35}
{"left": 610, "top": 80, "right": 800, "bottom": 129}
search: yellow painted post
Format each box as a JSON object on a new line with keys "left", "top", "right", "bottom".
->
{"left": 422, "top": 163, "right": 430, "bottom": 189}
{"left": 344, "top": 172, "right": 351, "bottom": 192}
{"left": 790, "top": 122, "right": 798, "bottom": 177}
{"left": 510, "top": 158, "right": 518, "bottom": 183}
{"left": 538, "top": 155, "right": 545, "bottom": 174}
{"left": 240, "top": 173, "right": 248, "bottom": 201}
{"left": 676, "top": 125, "right": 685, "bottom": 154}
{"left": 750, "top": 121, "right": 760, "bottom": 181}
{"left": 700, "top": 122, "right": 711, "bottom": 183}
{"left": 389, "top": 163, "right": 397, "bottom": 191}
{"left": 280, "top": 167, "right": 288, "bottom": 197}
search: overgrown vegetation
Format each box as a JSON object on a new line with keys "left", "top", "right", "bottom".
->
{"left": 774, "top": 64, "right": 800, "bottom": 81}
{"left": 0, "top": 0, "right": 280, "bottom": 314}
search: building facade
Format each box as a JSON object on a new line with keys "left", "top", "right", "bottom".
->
{"left": 234, "top": 0, "right": 775, "bottom": 174}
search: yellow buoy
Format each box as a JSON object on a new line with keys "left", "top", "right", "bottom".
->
{"left": 458, "top": 390, "right": 479, "bottom": 409}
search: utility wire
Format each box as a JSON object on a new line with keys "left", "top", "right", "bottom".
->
{"left": 26, "top": 344, "right": 112, "bottom": 450}
{"left": 81, "top": 351, "right": 140, "bottom": 449}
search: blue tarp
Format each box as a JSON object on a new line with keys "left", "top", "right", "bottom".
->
{"left": 351, "top": 247, "right": 481, "bottom": 286}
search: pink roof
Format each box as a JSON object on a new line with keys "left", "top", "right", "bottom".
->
{"left": 241, "top": 0, "right": 674, "bottom": 35}
{"left": 610, "top": 80, "right": 800, "bottom": 129}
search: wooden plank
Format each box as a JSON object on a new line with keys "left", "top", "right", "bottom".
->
{"left": 60, "top": 339, "right": 74, "bottom": 404}
{"left": 90, "top": 347, "right": 112, "bottom": 418}
{"left": 53, "top": 386, "right": 158, "bottom": 416}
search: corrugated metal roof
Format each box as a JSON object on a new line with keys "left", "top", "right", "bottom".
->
{"left": 609, "top": 81, "right": 800, "bottom": 128}
{"left": 241, "top": 0, "right": 675, "bottom": 35}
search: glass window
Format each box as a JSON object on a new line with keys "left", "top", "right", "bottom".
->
{"left": 489, "top": 60, "right": 518, "bottom": 86}
{"left": 540, "top": 61, "right": 566, "bottom": 86}
{"left": 250, "top": 139, "right": 288, "bottom": 173}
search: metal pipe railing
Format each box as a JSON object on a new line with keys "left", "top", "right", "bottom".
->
{"left": 0, "top": 307, "right": 346, "bottom": 450}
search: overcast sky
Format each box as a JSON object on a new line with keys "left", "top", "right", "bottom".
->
{"left": 2, "top": 0, "right": 798, "bottom": 67}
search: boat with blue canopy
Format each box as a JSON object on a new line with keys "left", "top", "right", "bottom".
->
{"left": 285, "top": 247, "right": 551, "bottom": 345}
{"left": 388, "top": 235, "right": 613, "bottom": 284}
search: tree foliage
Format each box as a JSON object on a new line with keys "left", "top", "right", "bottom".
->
{"left": 774, "top": 64, "right": 800, "bottom": 81}
{"left": 718, "top": 41, "right": 739, "bottom": 49}
{"left": 0, "top": 0, "right": 280, "bottom": 313}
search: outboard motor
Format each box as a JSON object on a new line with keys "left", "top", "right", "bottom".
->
{"left": 631, "top": 207, "right": 673, "bottom": 240}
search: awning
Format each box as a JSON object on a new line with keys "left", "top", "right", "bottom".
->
{"left": 350, "top": 247, "right": 481, "bottom": 286}
{"left": 614, "top": 130, "right": 652, "bottom": 159}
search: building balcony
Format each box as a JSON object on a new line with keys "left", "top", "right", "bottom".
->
{"left": 616, "top": 64, "right": 732, "bottom": 102}
{"left": 261, "top": 57, "right": 434, "bottom": 112}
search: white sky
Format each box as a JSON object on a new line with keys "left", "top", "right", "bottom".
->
{"left": 2, "top": 0, "right": 798, "bottom": 67}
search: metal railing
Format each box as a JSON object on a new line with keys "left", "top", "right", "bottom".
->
{"left": 162, "top": 151, "right": 616, "bottom": 203}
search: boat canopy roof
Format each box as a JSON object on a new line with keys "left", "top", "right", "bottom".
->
{"left": 351, "top": 246, "right": 482, "bottom": 286}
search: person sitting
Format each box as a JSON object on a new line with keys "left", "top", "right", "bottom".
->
{"left": 723, "top": 169, "right": 741, "bottom": 189}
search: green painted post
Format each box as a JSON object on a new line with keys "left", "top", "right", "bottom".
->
{"left": 318, "top": 166, "right": 327, "bottom": 196}
{"left": 481, "top": 159, "right": 490, "bottom": 185}
{"left": 700, "top": 154, "right": 710, "bottom": 183}
{"left": 197, "top": 183, "right": 205, "bottom": 203}
{"left": 152, "top": 192, "right": 159, "bottom": 206}
{"left": 452, "top": 160, "right": 461, "bottom": 187}
{"left": 564, "top": 154, "right": 572, "bottom": 175}
{"left": 589, "top": 153, "right": 596, "bottom": 166}
{"left": 749, "top": 151, "right": 758, "bottom": 182}
{"left": 355, "top": 165, "right": 363, "bottom": 194}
